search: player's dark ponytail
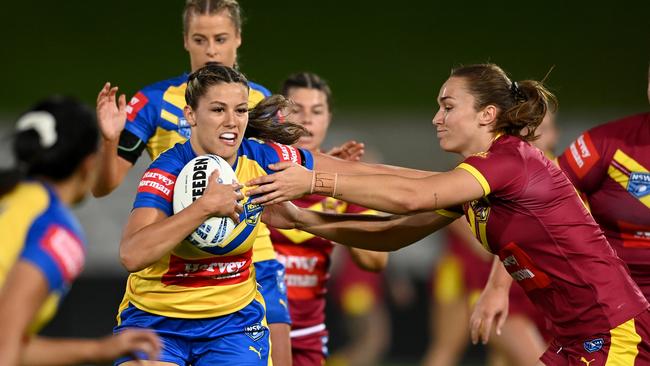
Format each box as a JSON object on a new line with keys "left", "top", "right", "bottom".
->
{"left": 451, "top": 64, "right": 557, "bottom": 141}
{"left": 0, "top": 97, "right": 99, "bottom": 197}
{"left": 186, "top": 64, "right": 308, "bottom": 145}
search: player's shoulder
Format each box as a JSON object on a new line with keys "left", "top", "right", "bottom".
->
{"left": 247, "top": 80, "right": 271, "bottom": 97}
{"left": 136, "top": 73, "right": 189, "bottom": 98}
{"left": 588, "top": 112, "right": 650, "bottom": 140}
{"left": 149, "top": 141, "right": 194, "bottom": 175}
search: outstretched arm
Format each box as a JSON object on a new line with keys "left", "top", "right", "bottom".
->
{"left": 248, "top": 163, "right": 484, "bottom": 215}
{"left": 262, "top": 202, "right": 454, "bottom": 251}
{"left": 92, "top": 82, "right": 135, "bottom": 197}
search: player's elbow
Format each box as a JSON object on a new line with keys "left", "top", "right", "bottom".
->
{"left": 119, "top": 245, "right": 146, "bottom": 273}
{"left": 390, "top": 187, "right": 431, "bottom": 214}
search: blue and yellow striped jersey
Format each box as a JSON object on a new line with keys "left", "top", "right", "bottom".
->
{"left": 123, "top": 73, "right": 271, "bottom": 162}
{"left": 0, "top": 182, "right": 86, "bottom": 334}
{"left": 119, "top": 139, "right": 313, "bottom": 319}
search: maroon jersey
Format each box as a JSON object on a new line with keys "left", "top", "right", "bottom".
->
{"left": 270, "top": 195, "right": 372, "bottom": 331}
{"left": 447, "top": 134, "right": 648, "bottom": 343}
{"left": 558, "top": 113, "right": 650, "bottom": 296}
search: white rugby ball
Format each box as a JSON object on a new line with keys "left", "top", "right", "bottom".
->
{"left": 173, "top": 155, "right": 239, "bottom": 248}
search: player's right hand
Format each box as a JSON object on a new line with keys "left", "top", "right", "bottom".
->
{"left": 196, "top": 170, "right": 244, "bottom": 223}
{"left": 98, "top": 328, "right": 161, "bottom": 363}
{"left": 96, "top": 82, "right": 127, "bottom": 141}
{"left": 469, "top": 284, "right": 509, "bottom": 345}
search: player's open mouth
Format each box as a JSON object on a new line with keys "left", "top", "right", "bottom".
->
{"left": 219, "top": 132, "right": 237, "bottom": 145}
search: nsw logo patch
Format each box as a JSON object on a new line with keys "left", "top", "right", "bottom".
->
{"left": 583, "top": 338, "right": 604, "bottom": 353}
{"left": 244, "top": 322, "right": 267, "bottom": 342}
{"left": 628, "top": 172, "right": 650, "bottom": 198}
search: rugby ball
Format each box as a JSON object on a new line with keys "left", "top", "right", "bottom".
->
{"left": 173, "top": 155, "right": 239, "bottom": 248}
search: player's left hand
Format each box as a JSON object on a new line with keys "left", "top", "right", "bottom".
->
{"left": 261, "top": 201, "right": 302, "bottom": 229}
{"left": 97, "top": 328, "right": 161, "bottom": 363}
{"left": 469, "top": 284, "right": 509, "bottom": 345}
{"left": 246, "top": 162, "right": 312, "bottom": 205}
{"left": 326, "top": 140, "right": 365, "bottom": 161}
{"left": 96, "top": 82, "right": 127, "bottom": 141}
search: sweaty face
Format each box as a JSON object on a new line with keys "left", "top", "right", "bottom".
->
{"left": 184, "top": 12, "right": 241, "bottom": 72}
{"left": 432, "top": 77, "right": 484, "bottom": 156}
{"left": 286, "top": 88, "right": 331, "bottom": 151}
{"left": 186, "top": 83, "right": 248, "bottom": 165}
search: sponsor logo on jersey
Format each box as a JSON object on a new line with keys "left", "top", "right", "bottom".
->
{"left": 583, "top": 338, "right": 604, "bottom": 353}
{"left": 244, "top": 322, "right": 266, "bottom": 342}
{"left": 40, "top": 225, "right": 85, "bottom": 283}
{"left": 270, "top": 142, "right": 302, "bottom": 165}
{"left": 138, "top": 168, "right": 176, "bottom": 202}
{"left": 162, "top": 251, "right": 252, "bottom": 287}
{"left": 566, "top": 133, "right": 600, "bottom": 179}
{"left": 244, "top": 201, "right": 263, "bottom": 225}
{"left": 499, "top": 242, "right": 551, "bottom": 291}
{"left": 628, "top": 172, "right": 650, "bottom": 198}
{"left": 126, "top": 92, "right": 149, "bottom": 122}
{"left": 580, "top": 357, "right": 596, "bottom": 366}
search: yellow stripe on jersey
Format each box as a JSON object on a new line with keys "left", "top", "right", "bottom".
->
{"left": 457, "top": 163, "right": 491, "bottom": 196}
{"left": 435, "top": 209, "right": 463, "bottom": 219}
{"left": 147, "top": 126, "right": 187, "bottom": 161}
{"left": 162, "top": 85, "right": 186, "bottom": 111}
{"left": 605, "top": 317, "right": 641, "bottom": 365}
{"left": 160, "top": 109, "right": 178, "bottom": 124}
{"left": 0, "top": 183, "right": 60, "bottom": 334}
{"left": 608, "top": 149, "right": 650, "bottom": 209}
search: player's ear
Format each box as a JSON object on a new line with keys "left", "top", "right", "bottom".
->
{"left": 184, "top": 105, "right": 197, "bottom": 127}
{"left": 478, "top": 105, "right": 498, "bottom": 126}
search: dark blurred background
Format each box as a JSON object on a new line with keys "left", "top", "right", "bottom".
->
{"left": 2, "top": 1, "right": 649, "bottom": 365}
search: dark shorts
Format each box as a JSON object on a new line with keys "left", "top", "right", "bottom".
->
{"left": 291, "top": 328, "right": 329, "bottom": 366}
{"left": 114, "top": 297, "right": 269, "bottom": 366}
{"left": 540, "top": 309, "right": 650, "bottom": 366}
{"left": 255, "top": 259, "right": 291, "bottom": 324}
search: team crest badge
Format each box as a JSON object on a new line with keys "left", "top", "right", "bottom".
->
{"left": 469, "top": 198, "right": 490, "bottom": 222}
{"left": 628, "top": 172, "right": 650, "bottom": 199}
{"left": 244, "top": 201, "right": 263, "bottom": 225}
{"left": 244, "top": 322, "right": 266, "bottom": 341}
{"left": 583, "top": 338, "right": 604, "bottom": 353}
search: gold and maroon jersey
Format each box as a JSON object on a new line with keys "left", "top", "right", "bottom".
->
{"left": 270, "top": 195, "right": 372, "bottom": 331}
{"left": 558, "top": 112, "right": 650, "bottom": 297}
{"left": 439, "top": 134, "right": 648, "bottom": 343}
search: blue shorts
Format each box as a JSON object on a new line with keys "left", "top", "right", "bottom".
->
{"left": 114, "top": 298, "right": 269, "bottom": 365}
{"left": 255, "top": 259, "right": 291, "bottom": 325}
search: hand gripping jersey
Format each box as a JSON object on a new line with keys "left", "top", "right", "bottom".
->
{"left": 438, "top": 135, "right": 649, "bottom": 343}
{"left": 270, "top": 195, "right": 373, "bottom": 331}
{"left": 118, "top": 139, "right": 313, "bottom": 319}
{"left": 0, "top": 182, "right": 86, "bottom": 334}
{"left": 558, "top": 113, "right": 650, "bottom": 296}
{"left": 120, "top": 74, "right": 278, "bottom": 264}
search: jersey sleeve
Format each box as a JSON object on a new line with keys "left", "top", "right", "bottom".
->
{"left": 457, "top": 149, "right": 527, "bottom": 199}
{"left": 133, "top": 157, "right": 180, "bottom": 216}
{"left": 557, "top": 131, "right": 606, "bottom": 194}
{"left": 435, "top": 206, "right": 464, "bottom": 219}
{"left": 252, "top": 140, "right": 314, "bottom": 174}
{"left": 123, "top": 88, "right": 161, "bottom": 147}
{"left": 20, "top": 222, "right": 86, "bottom": 292}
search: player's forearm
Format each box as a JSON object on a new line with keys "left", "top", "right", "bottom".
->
{"left": 21, "top": 337, "right": 103, "bottom": 366}
{"left": 295, "top": 209, "right": 451, "bottom": 251}
{"left": 486, "top": 256, "right": 513, "bottom": 290}
{"left": 348, "top": 247, "right": 389, "bottom": 272}
{"left": 92, "top": 138, "right": 129, "bottom": 197}
{"left": 120, "top": 206, "right": 210, "bottom": 272}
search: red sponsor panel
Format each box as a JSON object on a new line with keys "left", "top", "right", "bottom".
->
{"left": 276, "top": 245, "right": 328, "bottom": 300}
{"left": 565, "top": 132, "right": 601, "bottom": 179}
{"left": 40, "top": 225, "right": 85, "bottom": 283}
{"left": 125, "top": 92, "right": 149, "bottom": 122}
{"left": 618, "top": 220, "right": 650, "bottom": 248}
{"left": 162, "top": 250, "right": 252, "bottom": 287}
{"left": 498, "top": 242, "right": 551, "bottom": 292}
{"left": 137, "top": 168, "right": 176, "bottom": 202}
{"left": 270, "top": 142, "right": 302, "bottom": 165}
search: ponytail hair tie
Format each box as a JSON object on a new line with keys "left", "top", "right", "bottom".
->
{"left": 15, "top": 111, "right": 58, "bottom": 148}
{"left": 510, "top": 81, "right": 527, "bottom": 103}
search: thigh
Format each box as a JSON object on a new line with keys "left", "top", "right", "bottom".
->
{"left": 255, "top": 260, "right": 291, "bottom": 324}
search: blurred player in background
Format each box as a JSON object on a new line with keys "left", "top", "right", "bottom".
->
{"left": 422, "top": 112, "right": 557, "bottom": 366}
{"left": 0, "top": 97, "right": 160, "bottom": 365}
{"left": 90, "top": 1, "right": 296, "bottom": 363}
{"left": 248, "top": 63, "right": 650, "bottom": 365}
{"left": 269, "top": 72, "right": 388, "bottom": 366}
{"left": 556, "top": 67, "right": 650, "bottom": 299}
